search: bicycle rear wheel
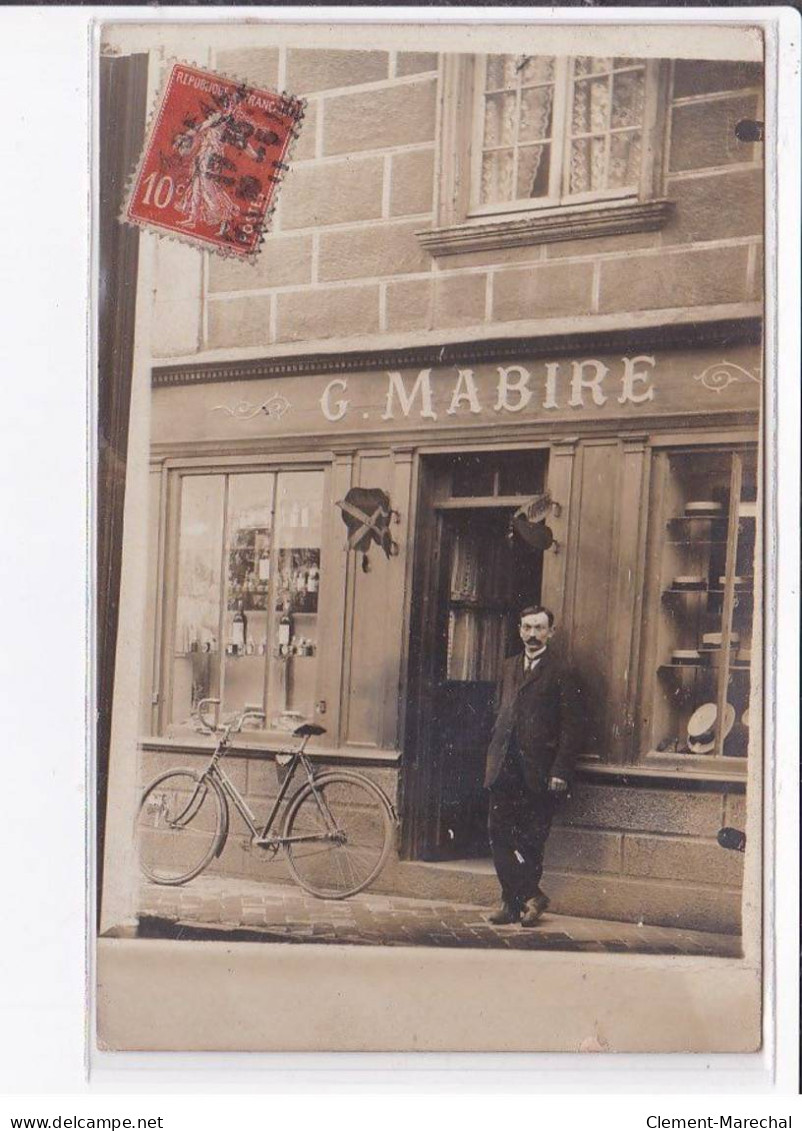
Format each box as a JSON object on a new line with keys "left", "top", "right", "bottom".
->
{"left": 283, "top": 772, "right": 394, "bottom": 899}
{"left": 137, "top": 769, "right": 226, "bottom": 885}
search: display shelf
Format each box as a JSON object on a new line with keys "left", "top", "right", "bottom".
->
{"left": 665, "top": 539, "right": 728, "bottom": 548}
{"left": 658, "top": 663, "right": 712, "bottom": 674}
{"left": 666, "top": 516, "right": 728, "bottom": 531}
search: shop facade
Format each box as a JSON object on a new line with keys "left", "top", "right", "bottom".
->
{"left": 120, "top": 39, "right": 764, "bottom": 935}
{"left": 140, "top": 318, "right": 760, "bottom": 933}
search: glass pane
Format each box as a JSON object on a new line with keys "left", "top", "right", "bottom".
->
{"left": 569, "top": 136, "right": 606, "bottom": 194}
{"left": 572, "top": 76, "right": 610, "bottom": 135}
{"left": 647, "top": 449, "right": 760, "bottom": 761}
{"left": 221, "top": 473, "right": 274, "bottom": 719}
{"left": 608, "top": 130, "right": 642, "bottom": 188}
{"left": 519, "top": 55, "right": 555, "bottom": 85}
{"left": 171, "top": 475, "right": 225, "bottom": 729}
{"left": 723, "top": 452, "right": 757, "bottom": 758}
{"left": 483, "top": 92, "right": 517, "bottom": 148}
{"left": 611, "top": 69, "right": 646, "bottom": 129}
{"left": 614, "top": 57, "right": 645, "bottom": 69}
{"left": 485, "top": 54, "right": 518, "bottom": 90}
{"left": 496, "top": 451, "right": 548, "bottom": 497}
{"left": 480, "top": 149, "right": 514, "bottom": 205}
{"left": 451, "top": 454, "right": 495, "bottom": 498}
{"left": 575, "top": 56, "right": 613, "bottom": 77}
{"left": 520, "top": 86, "right": 554, "bottom": 142}
{"left": 268, "top": 471, "right": 324, "bottom": 726}
{"left": 517, "top": 143, "right": 551, "bottom": 199}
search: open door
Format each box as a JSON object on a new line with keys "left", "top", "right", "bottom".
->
{"left": 402, "top": 451, "right": 548, "bottom": 861}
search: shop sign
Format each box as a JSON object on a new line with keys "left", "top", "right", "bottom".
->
{"left": 151, "top": 350, "right": 762, "bottom": 444}
{"left": 319, "top": 356, "right": 660, "bottom": 423}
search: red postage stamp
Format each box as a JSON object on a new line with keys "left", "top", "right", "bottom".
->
{"left": 123, "top": 62, "right": 305, "bottom": 259}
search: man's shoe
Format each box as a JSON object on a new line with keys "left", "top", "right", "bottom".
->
{"left": 520, "top": 894, "right": 550, "bottom": 927}
{"left": 487, "top": 903, "right": 521, "bottom": 926}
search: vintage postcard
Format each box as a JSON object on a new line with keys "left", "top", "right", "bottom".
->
{"left": 96, "top": 17, "right": 770, "bottom": 1055}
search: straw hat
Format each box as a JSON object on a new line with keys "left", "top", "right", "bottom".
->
{"left": 687, "top": 702, "right": 736, "bottom": 753}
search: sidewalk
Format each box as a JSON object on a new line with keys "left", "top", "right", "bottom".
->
{"left": 137, "top": 875, "right": 741, "bottom": 956}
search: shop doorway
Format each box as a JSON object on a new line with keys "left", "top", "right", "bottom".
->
{"left": 402, "top": 450, "right": 549, "bottom": 861}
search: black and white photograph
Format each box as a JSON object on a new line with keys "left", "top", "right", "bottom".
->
{"left": 94, "top": 17, "right": 772, "bottom": 1056}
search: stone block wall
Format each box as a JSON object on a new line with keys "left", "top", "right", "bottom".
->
{"left": 149, "top": 52, "right": 763, "bottom": 359}
{"left": 543, "top": 781, "right": 746, "bottom": 933}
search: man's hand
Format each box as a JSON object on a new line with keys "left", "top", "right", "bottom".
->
{"left": 548, "top": 776, "right": 568, "bottom": 794}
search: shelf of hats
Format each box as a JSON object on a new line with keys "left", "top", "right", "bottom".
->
{"left": 651, "top": 447, "right": 756, "bottom": 761}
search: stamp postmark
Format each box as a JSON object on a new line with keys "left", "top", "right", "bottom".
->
{"left": 123, "top": 62, "right": 305, "bottom": 259}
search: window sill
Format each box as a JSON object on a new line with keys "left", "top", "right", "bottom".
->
{"left": 140, "top": 734, "right": 401, "bottom": 765}
{"left": 417, "top": 198, "right": 675, "bottom": 257}
{"left": 576, "top": 756, "right": 747, "bottom": 788}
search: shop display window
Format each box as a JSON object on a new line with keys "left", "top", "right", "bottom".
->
{"left": 169, "top": 468, "right": 324, "bottom": 734}
{"left": 645, "top": 447, "right": 757, "bottom": 763}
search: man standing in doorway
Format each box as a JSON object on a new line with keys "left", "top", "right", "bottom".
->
{"left": 484, "top": 605, "right": 580, "bottom": 927}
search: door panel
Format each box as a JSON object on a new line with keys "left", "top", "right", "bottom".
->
{"left": 423, "top": 508, "right": 544, "bottom": 859}
{"left": 401, "top": 451, "right": 548, "bottom": 861}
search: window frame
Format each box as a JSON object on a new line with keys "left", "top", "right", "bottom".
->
{"left": 157, "top": 458, "right": 332, "bottom": 740}
{"left": 419, "top": 53, "right": 673, "bottom": 257}
{"left": 634, "top": 440, "right": 758, "bottom": 779}
{"left": 469, "top": 55, "right": 662, "bottom": 218}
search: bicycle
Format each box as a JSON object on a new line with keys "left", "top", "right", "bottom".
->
{"left": 136, "top": 698, "right": 397, "bottom": 899}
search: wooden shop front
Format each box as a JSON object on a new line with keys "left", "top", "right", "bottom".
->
{"left": 141, "top": 318, "right": 761, "bottom": 932}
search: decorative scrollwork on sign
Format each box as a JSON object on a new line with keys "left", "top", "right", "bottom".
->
{"left": 692, "top": 362, "right": 762, "bottom": 394}
{"left": 210, "top": 393, "right": 291, "bottom": 421}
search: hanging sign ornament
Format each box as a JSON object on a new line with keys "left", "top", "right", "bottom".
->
{"left": 509, "top": 491, "right": 562, "bottom": 553}
{"left": 336, "top": 488, "right": 400, "bottom": 573}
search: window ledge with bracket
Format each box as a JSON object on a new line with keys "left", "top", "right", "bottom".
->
{"left": 416, "top": 197, "right": 675, "bottom": 257}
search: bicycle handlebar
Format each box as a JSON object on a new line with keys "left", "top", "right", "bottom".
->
{"left": 195, "top": 698, "right": 267, "bottom": 736}
{"left": 196, "top": 698, "right": 221, "bottom": 733}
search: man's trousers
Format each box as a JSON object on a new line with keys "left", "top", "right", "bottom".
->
{"left": 487, "top": 753, "right": 556, "bottom": 910}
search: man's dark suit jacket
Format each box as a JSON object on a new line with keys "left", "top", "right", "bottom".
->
{"left": 484, "top": 649, "right": 581, "bottom": 792}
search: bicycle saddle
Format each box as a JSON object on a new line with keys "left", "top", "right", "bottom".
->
{"left": 294, "top": 723, "right": 326, "bottom": 737}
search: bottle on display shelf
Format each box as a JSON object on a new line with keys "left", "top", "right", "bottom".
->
{"left": 307, "top": 566, "right": 319, "bottom": 594}
{"left": 278, "top": 606, "right": 292, "bottom": 655}
{"left": 232, "top": 602, "right": 247, "bottom": 652}
{"left": 294, "top": 568, "right": 307, "bottom": 594}
{"left": 258, "top": 549, "right": 271, "bottom": 582}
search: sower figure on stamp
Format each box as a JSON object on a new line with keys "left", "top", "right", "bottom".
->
{"left": 484, "top": 605, "right": 581, "bottom": 927}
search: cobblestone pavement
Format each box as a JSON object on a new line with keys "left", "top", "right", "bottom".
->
{"left": 137, "top": 875, "right": 741, "bottom": 956}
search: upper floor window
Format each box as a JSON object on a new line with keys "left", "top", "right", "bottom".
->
{"left": 418, "top": 53, "right": 672, "bottom": 256}
{"left": 473, "top": 55, "right": 653, "bottom": 213}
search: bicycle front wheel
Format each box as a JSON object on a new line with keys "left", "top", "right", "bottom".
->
{"left": 137, "top": 769, "right": 226, "bottom": 885}
{"left": 283, "top": 772, "right": 394, "bottom": 899}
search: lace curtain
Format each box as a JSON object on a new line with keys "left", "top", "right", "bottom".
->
{"left": 446, "top": 529, "right": 512, "bottom": 682}
{"left": 479, "top": 55, "right": 646, "bottom": 204}
{"left": 480, "top": 55, "right": 555, "bottom": 205}
{"left": 569, "top": 59, "right": 645, "bottom": 194}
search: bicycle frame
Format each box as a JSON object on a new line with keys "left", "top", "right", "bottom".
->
{"left": 202, "top": 737, "right": 340, "bottom": 847}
